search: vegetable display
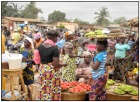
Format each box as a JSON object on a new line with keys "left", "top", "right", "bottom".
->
{"left": 61, "top": 81, "right": 91, "bottom": 93}
{"left": 118, "top": 84, "right": 134, "bottom": 92}
{"left": 84, "top": 30, "right": 107, "bottom": 38}
{"left": 128, "top": 90, "right": 138, "bottom": 95}
{"left": 113, "top": 84, "right": 138, "bottom": 95}
{"left": 105, "top": 84, "right": 110, "bottom": 90}
{"left": 114, "top": 88, "right": 126, "bottom": 95}
{"left": 107, "top": 79, "right": 116, "bottom": 85}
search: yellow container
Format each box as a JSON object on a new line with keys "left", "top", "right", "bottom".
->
{"left": 2, "top": 77, "right": 6, "bottom": 90}
{"left": 132, "top": 68, "right": 138, "bottom": 74}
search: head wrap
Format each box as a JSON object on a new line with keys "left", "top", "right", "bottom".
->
{"left": 82, "top": 51, "right": 92, "bottom": 57}
{"left": 64, "top": 42, "right": 74, "bottom": 49}
{"left": 65, "top": 31, "right": 73, "bottom": 37}
{"left": 24, "top": 37, "right": 34, "bottom": 49}
{"left": 34, "top": 33, "right": 41, "bottom": 40}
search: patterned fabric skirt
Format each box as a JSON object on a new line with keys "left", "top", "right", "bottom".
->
{"left": 38, "top": 63, "right": 61, "bottom": 101}
{"left": 23, "top": 65, "right": 34, "bottom": 85}
{"left": 112, "top": 59, "right": 128, "bottom": 82}
{"left": 89, "top": 73, "right": 107, "bottom": 101}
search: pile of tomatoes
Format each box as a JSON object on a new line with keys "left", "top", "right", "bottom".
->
{"left": 61, "top": 81, "right": 79, "bottom": 89}
{"left": 61, "top": 81, "right": 91, "bottom": 93}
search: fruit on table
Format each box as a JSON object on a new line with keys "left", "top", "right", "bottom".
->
{"left": 114, "top": 88, "right": 126, "bottom": 95}
{"left": 105, "top": 84, "right": 110, "bottom": 90}
{"left": 118, "top": 84, "right": 134, "bottom": 92}
{"left": 128, "top": 90, "right": 138, "bottom": 95}
{"left": 107, "top": 79, "right": 116, "bottom": 85}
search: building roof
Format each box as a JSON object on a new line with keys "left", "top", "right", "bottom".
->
{"left": 36, "top": 23, "right": 54, "bottom": 27}
{"left": 3, "top": 17, "right": 43, "bottom": 23}
{"left": 79, "top": 24, "right": 94, "bottom": 27}
{"left": 108, "top": 24, "right": 120, "bottom": 28}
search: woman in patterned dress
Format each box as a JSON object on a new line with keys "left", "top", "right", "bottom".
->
{"left": 61, "top": 42, "right": 82, "bottom": 82}
{"left": 18, "top": 37, "right": 34, "bottom": 99}
{"left": 113, "top": 36, "right": 132, "bottom": 82}
{"left": 89, "top": 39, "right": 108, "bottom": 101}
{"left": 33, "top": 30, "right": 67, "bottom": 100}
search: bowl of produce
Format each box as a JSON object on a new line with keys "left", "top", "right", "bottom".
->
{"left": 114, "top": 88, "right": 126, "bottom": 95}
{"left": 107, "top": 79, "right": 116, "bottom": 85}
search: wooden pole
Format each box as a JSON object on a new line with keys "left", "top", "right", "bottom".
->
{"left": 130, "top": 23, "right": 132, "bottom": 36}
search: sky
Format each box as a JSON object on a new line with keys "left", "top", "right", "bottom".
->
{"left": 14, "top": 1, "right": 138, "bottom": 23}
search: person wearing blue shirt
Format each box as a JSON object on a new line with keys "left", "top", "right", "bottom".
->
{"left": 127, "top": 36, "right": 135, "bottom": 48}
{"left": 89, "top": 39, "right": 108, "bottom": 101}
{"left": 113, "top": 36, "right": 132, "bottom": 82}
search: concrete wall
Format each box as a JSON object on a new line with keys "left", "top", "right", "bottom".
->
{"left": 57, "top": 22, "right": 79, "bottom": 33}
{"left": 2, "top": 18, "right": 40, "bottom": 31}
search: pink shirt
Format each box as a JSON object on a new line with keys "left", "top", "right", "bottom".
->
{"left": 86, "top": 44, "right": 96, "bottom": 51}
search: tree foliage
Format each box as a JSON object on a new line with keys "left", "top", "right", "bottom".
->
{"left": 58, "top": 24, "right": 65, "bottom": 29}
{"left": 2, "top": 2, "right": 16, "bottom": 17}
{"left": 2, "top": 2, "right": 42, "bottom": 19}
{"left": 20, "top": 2, "right": 42, "bottom": 19}
{"left": 95, "top": 7, "right": 110, "bottom": 26}
{"left": 114, "top": 17, "right": 127, "bottom": 24}
{"left": 48, "top": 10, "right": 66, "bottom": 23}
{"left": 73, "top": 18, "right": 89, "bottom": 24}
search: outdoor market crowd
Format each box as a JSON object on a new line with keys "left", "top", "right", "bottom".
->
{"left": 2, "top": 26, "right": 139, "bottom": 101}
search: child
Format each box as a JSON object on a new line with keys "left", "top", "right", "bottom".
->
{"left": 18, "top": 37, "right": 34, "bottom": 99}
{"left": 61, "top": 42, "right": 82, "bottom": 82}
{"left": 89, "top": 39, "right": 108, "bottom": 101}
{"left": 76, "top": 51, "right": 92, "bottom": 83}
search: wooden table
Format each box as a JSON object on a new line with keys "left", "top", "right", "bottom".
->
{"left": 2, "top": 68, "right": 28, "bottom": 100}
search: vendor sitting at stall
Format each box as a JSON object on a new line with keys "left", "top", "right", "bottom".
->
{"left": 75, "top": 51, "right": 92, "bottom": 83}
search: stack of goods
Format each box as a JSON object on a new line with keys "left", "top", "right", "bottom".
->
{"left": 105, "top": 79, "right": 116, "bottom": 90}
{"left": 84, "top": 30, "right": 108, "bottom": 38}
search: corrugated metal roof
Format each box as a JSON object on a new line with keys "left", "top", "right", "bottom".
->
{"left": 4, "top": 17, "right": 43, "bottom": 23}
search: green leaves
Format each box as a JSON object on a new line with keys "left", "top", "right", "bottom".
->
{"left": 20, "top": 2, "right": 42, "bottom": 19}
{"left": 48, "top": 10, "right": 66, "bottom": 23}
{"left": 95, "top": 6, "right": 110, "bottom": 27}
{"left": 2, "top": 2, "right": 42, "bottom": 19}
{"left": 114, "top": 17, "right": 127, "bottom": 24}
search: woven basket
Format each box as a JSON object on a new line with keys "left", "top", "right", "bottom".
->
{"left": 61, "top": 88, "right": 68, "bottom": 92}
{"left": 61, "top": 92, "right": 87, "bottom": 101}
{"left": 108, "top": 33, "right": 121, "bottom": 36}
{"left": 110, "top": 29, "right": 121, "bottom": 33}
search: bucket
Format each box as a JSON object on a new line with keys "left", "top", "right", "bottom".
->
{"left": 8, "top": 54, "right": 22, "bottom": 69}
{"left": 2, "top": 54, "right": 9, "bottom": 62}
